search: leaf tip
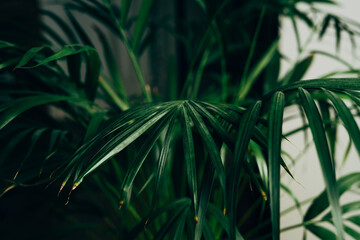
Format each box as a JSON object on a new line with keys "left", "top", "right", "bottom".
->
{"left": 261, "top": 190, "right": 267, "bottom": 201}
{"left": 58, "top": 182, "right": 66, "bottom": 196}
{"left": 72, "top": 182, "right": 79, "bottom": 191}
{"left": 13, "top": 171, "right": 19, "bottom": 180}
{"left": 119, "top": 200, "right": 124, "bottom": 210}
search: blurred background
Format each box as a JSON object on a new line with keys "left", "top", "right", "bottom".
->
{"left": 1, "top": 0, "right": 360, "bottom": 239}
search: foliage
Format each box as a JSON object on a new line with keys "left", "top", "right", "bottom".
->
{"left": 1, "top": 0, "right": 360, "bottom": 239}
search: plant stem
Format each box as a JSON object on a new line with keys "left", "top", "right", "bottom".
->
{"left": 99, "top": 75, "right": 129, "bottom": 110}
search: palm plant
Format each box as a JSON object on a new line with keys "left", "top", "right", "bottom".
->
{"left": 1, "top": 0, "right": 360, "bottom": 239}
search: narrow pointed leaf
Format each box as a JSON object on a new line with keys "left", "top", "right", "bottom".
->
{"left": 84, "top": 50, "right": 100, "bottom": 100}
{"left": 250, "top": 141, "right": 268, "bottom": 188}
{"left": 173, "top": 208, "right": 190, "bottom": 240}
{"left": 84, "top": 112, "right": 106, "bottom": 142}
{"left": 323, "top": 89, "right": 360, "bottom": 156}
{"left": 229, "top": 101, "right": 261, "bottom": 239}
{"left": 268, "top": 91, "right": 285, "bottom": 240}
{"left": 207, "top": 204, "right": 244, "bottom": 240}
{"left": 237, "top": 41, "right": 278, "bottom": 101}
{"left": 305, "top": 173, "right": 360, "bottom": 221}
{"left": 265, "top": 78, "right": 360, "bottom": 99}
{"left": 154, "top": 201, "right": 191, "bottom": 240}
{"left": 347, "top": 216, "right": 360, "bottom": 226}
{"left": 14, "top": 46, "right": 46, "bottom": 69}
{"left": 127, "top": 198, "right": 191, "bottom": 239}
{"left": 191, "top": 101, "right": 234, "bottom": 148}
{"left": 195, "top": 157, "right": 215, "bottom": 240}
{"left": 0, "top": 58, "right": 21, "bottom": 70}
{"left": 17, "top": 45, "right": 95, "bottom": 69}
{"left": 15, "top": 128, "right": 47, "bottom": 179}
{"left": 344, "top": 225, "right": 360, "bottom": 239}
{"left": 132, "top": 0, "right": 155, "bottom": 51}
{"left": 298, "top": 87, "right": 344, "bottom": 239}
{"left": 0, "top": 94, "right": 88, "bottom": 131}
{"left": 185, "top": 101, "right": 226, "bottom": 204}
{"left": 0, "top": 128, "right": 33, "bottom": 168}
{"left": 120, "top": 0, "right": 132, "bottom": 26}
{"left": 181, "top": 106, "right": 198, "bottom": 213}
{"left": 281, "top": 55, "right": 313, "bottom": 85}
{"left": 306, "top": 224, "right": 337, "bottom": 240}
{"left": 152, "top": 117, "right": 177, "bottom": 207}
{"left": 75, "top": 108, "right": 173, "bottom": 185}
{"left": 121, "top": 113, "right": 172, "bottom": 208}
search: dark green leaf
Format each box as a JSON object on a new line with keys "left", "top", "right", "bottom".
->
{"left": 84, "top": 50, "right": 100, "bottom": 100}
{"left": 195, "top": 157, "right": 215, "bottom": 240}
{"left": 185, "top": 101, "right": 226, "bottom": 208}
{"left": 306, "top": 224, "right": 337, "bottom": 240}
{"left": 0, "top": 94, "right": 88, "bottom": 131}
{"left": 14, "top": 46, "right": 46, "bottom": 69}
{"left": 229, "top": 101, "right": 261, "bottom": 239}
{"left": 181, "top": 106, "right": 198, "bottom": 214}
{"left": 74, "top": 106, "right": 174, "bottom": 187}
{"left": 132, "top": 0, "right": 155, "bottom": 51}
{"left": 320, "top": 15, "right": 332, "bottom": 39}
{"left": 281, "top": 55, "right": 313, "bottom": 85}
{"left": 120, "top": 0, "right": 132, "bottom": 27}
{"left": 16, "top": 45, "right": 94, "bottom": 69}
{"left": 298, "top": 88, "right": 344, "bottom": 239}
{"left": 268, "top": 91, "right": 285, "bottom": 240}
{"left": 152, "top": 117, "right": 177, "bottom": 209}
{"left": 323, "top": 89, "right": 360, "bottom": 156}
{"left": 305, "top": 173, "right": 360, "bottom": 221}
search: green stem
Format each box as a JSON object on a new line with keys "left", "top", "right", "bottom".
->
{"left": 99, "top": 76, "right": 129, "bottom": 110}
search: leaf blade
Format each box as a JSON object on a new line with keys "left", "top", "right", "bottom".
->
{"left": 268, "top": 91, "right": 285, "bottom": 240}
{"left": 298, "top": 87, "right": 344, "bottom": 239}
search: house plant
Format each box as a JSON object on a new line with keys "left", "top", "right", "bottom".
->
{"left": 1, "top": 0, "right": 360, "bottom": 239}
